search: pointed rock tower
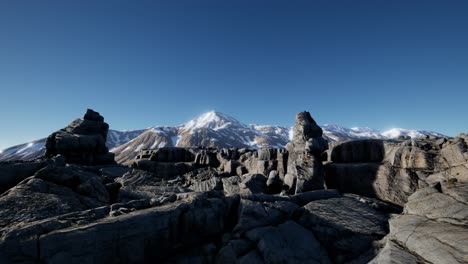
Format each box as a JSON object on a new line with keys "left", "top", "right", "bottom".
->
{"left": 45, "top": 109, "right": 115, "bottom": 165}
{"left": 285, "top": 111, "right": 328, "bottom": 193}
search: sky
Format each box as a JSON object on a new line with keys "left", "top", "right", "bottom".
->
{"left": 0, "top": 0, "right": 467, "bottom": 149}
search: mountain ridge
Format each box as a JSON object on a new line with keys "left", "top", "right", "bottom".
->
{"left": 0, "top": 111, "right": 447, "bottom": 163}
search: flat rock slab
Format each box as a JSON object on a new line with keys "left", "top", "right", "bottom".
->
{"left": 0, "top": 197, "right": 236, "bottom": 264}
{"left": 389, "top": 215, "right": 468, "bottom": 264}
{"left": 298, "top": 196, "right": 389, "bottom": 262}
{"left": 244, "top": 221, "right": 331, "bottom": 264}
{"left": 369, "top": 240, "right": 420, "bottom": 264}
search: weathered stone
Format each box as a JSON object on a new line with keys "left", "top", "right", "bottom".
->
{"left": 389, "top": 215, "right": 468, "bottom": 264}
{"left": 369, "top": 240, "right": 420, "bottom": 264}
{"left": 245, "top": 221, "right": 331, "bottom": 264}
{"left": 404, "top": 185, "right": 468, "bottom": 225}
{"left": 325, "top": 163, "right": 420, "bottom": 206}
{"left": 189, "top": 177, "right": 222, "bottom": 192}
{"left": 286, "top": 111, "right": 328, "bottom": 194}
{"left": 233, "top": 199, "right": 299, "bottom": 234}
{"left": 292, "top": 111, "right": 323, "bottom": 146}
{"left": 45, "top": 109, "right": 114, "bottom": 165}
{"left": 147, "top": 147, "right": 195, "bottom": 162}
{"left": 0, "top": 160, "right": 46, "bottom": 193}
{"left": 99, "top": 166, "right": 131, "bottom": 179}
{"left": 0, "top": 197, "right": 237, "bottom": 263}
{"left": 239, "top": 173, "right": 267, "bottom": 195}
{"left": 221, "top": 176, "right": 241, "bottom": 196}
{"left": 330, "top": 140, "right": 385, "bottom": 163}
{"left": 298, "top": 197, "right": 389, "bottom": 262}
{"left": 266, "top": 170, "right": 281, "bottom": 194}
{"left": 283, "top": 173, "right": 296, "bottom": 192}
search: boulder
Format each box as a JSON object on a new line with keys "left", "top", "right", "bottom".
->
{"left": 0, "top": 196, "right": 238, "bottom": 263}
{"left": 0, "top": 160, "right": 46, "bottom": 193}
{"left": 45, "top": 109, "right": 115, "bottom": 165}
{"left": 286, "top": 111, "right": 328, "bottom": 194}
{"left": 369, "top": 240, "right": 420, "bottom": 264}
{"left": 239, "top": 173, "right": 267, "bottom": 195}
{"left": 325, "top": 163, "right": 420, "bottom": 206}
{"left": 222, "top": 176, "right": 241, "bottom": 196}
{"left": 244, "top": 221, "right": 331, "bottom": 264}
{"left": 372, "top": 181, "right": 468, "bottom": 264}
{"left": 298, "top": 197, "right": 389, "bottom": 262}
{"left": 291, "top": 111, "right": 323, "bottom": 146}
{"left": 266, "top": 170, "right": 281, "bottom": 194}
{"left": 388, "top": 215, "right": 468, "bottom": 264}
{"left": 330, "top": 139, "right": 385, "bottom": 163}
{"left": 233, "top": 199, "right": 299, "bottom": 234}
{"left": 147, "top": 147, "right": 195, "bottom": 163}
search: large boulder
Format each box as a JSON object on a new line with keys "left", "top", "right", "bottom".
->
{"left": 298, "top": 196, "right": 389, "bottom": 263}
{"left": 239, "top": 173, "right": 267, "bottom": 195}
{"left": 0, "top": 160, "right": 46, "bottom": 193}
{"left": 371, "top": 182, "right": 468, "bottom": 264}
{"left": 330, "top": 139, "right": 385, "bottom": 163}
{"left": 45, "top": 109, "right": 115, "bottom": 165}
{"left": 325, "top": 135, "right": 468, "bottom": 206}
{"left": 243, "top": 221, "right": 331, "bottom": 264}
{"left": 286, "top": 112, "right": 328, "bottom": 193}
{"left": 0, "top": 196, "right": 238, "bottom": 263}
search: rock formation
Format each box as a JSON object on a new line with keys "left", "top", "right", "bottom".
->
{"left": 370, "top": 182, "right": 468, "bottom": 263}
{"left": 45, "top": 109, "right": 115, "bottom": 165}
{"left": 0, "top": 110, "right": 466, "bottom": 264}
{"left": 285, "top": 111, "right": 328, "bottom": 194}
{"left": 324, "top": 135, "right": 468, "bottom": 206}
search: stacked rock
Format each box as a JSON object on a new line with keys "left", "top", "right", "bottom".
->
{"left": 45, "top": 109, "right": 115, "bottom": 165}
{"left": 285, "top": 111, "right": 328, "bottom": 193}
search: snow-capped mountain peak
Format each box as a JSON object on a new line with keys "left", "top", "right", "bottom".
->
{"left": 181, "top": 111, "right": 245, "bottom": 132}
{"left": 381, "top": 128, "right": 445, "bottom": 139}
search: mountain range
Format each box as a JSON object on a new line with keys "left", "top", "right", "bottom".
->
{"left": 0, "top": 111, "right": 446, "bottom": 164}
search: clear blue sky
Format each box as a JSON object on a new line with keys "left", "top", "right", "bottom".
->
{"left": 1, "top": 0, "right": 467, "bottom": 149}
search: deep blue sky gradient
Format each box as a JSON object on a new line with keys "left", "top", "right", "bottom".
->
{"left": 1, "top": 0, "right": 467, "bottom": 149}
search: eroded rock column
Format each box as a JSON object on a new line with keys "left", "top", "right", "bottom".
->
{"left": 285, "top": 111, "right": 328, "bottom": 194}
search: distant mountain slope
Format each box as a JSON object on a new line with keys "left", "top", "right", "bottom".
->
{"left": 0, "top": 111, "right": 447, "bottom": 163}
{"left": 0, "top": 129, "right": 145, "bottom": 162}
{"left": 0, "top": 138, "right": 46, "bottom": 161}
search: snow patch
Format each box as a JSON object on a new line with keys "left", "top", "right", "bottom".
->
{"left": 135, "top": 144, "right": 145, "bottom": 152}
{"left": 122, "top": 146, "right": 131, "bottom": 152}
{"left": 288, "top": 128, "right": 294, "bottom": 141}
{"left": 171, "top": 136, "right": 180, "bottom": 147}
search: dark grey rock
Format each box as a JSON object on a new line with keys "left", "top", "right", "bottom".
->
{"left": 239, "top": 173, "right": 267, "bottom": 195}
{"left": 0, "top": 160, "right": 46, "bottom": 193}
{"left": 245, "top": 221, "right": 331, "bottom": 264}
{"left": 45, "top": 109, "right": 114, "bottom": 165}
{"left": 298, "top": 196, "right": 389, "bottom": 262}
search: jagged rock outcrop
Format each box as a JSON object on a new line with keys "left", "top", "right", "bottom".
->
{"left": 286, "top": 112, "right": 328, "bottom": 194}
{"left": 45, "top": 109, "right": 115, "bottom": 165}
{"left": 371, "top": 182, "right": 468, "bottom": 264}
{"left": 325, "top": 135, "right": 468, "bottom": 205}
{"left": 1, "top": 109, "right": 466, "bottom": 264}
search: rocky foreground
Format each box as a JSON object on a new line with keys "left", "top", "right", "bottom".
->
{"left": 0, "top": 110, "right": 466, "bottom": 264}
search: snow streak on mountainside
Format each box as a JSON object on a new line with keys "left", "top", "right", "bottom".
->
{"left": 0, "top": 111, "right": 447, "bottom": 163}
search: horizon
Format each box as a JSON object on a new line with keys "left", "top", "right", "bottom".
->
{"left": 0, "top": 109, "right": 452, "bottom": 151}
{"left": 1, "top": 1, "right": 467, "bottom": 149}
